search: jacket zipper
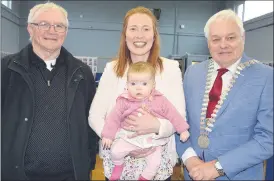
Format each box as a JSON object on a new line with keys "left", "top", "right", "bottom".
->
{"left": 67, "top": 66, "right": 82, "bottom": 180}
{"left": 12, "top": 61, "right": 36, "bottom": 175}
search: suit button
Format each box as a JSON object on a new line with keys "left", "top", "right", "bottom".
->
{"left": 15, "top": 165, "right": 19, "bottom": 169}
{"left": 24, "top": 118, "right": 28, "bottom": 121}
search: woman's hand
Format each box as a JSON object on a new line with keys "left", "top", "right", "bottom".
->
{"left": 123, "top": 108, "right": 160, "bottom": 138}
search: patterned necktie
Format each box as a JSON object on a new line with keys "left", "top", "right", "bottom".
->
{"left": 206, "top": 68, "right": 229, "bottom": 118}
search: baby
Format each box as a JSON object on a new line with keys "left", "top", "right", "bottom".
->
{"left": 101, "top": 61, "right": 190, "bottom": 180}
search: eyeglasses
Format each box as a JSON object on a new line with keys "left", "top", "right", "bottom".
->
{"left": 30, "top": 22, "right": 67, "bottom": 33}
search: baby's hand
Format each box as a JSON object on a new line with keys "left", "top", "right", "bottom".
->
{"left": 180, "top": 131, "right": 190, "bottom": 142}
{"left": 102, "top": 138, "right": 113, "bottom": 149}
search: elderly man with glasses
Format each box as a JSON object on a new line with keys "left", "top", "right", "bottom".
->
{"left": 1, "top": 2, "right": 98, "bottom": 180}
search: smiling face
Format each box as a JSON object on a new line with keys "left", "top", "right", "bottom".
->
{"left": 27, "top": 8, "right": 67, "bottom": 53}
{"left": 208, "top": 18, "right": 245, "bottom": 67}
{"left": 125, "top": 13, "right": 154, "bottom": 62}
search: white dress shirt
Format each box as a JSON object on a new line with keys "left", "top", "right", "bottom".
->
{"left": 44, "top": 59, "right": 56, "bottom": 71}
{"left": 181, "top": 58, "right": 241, "bottom": 164}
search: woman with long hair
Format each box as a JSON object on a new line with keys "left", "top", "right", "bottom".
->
{"left": 89, "top": 6, "right": 186, "bottom": 180}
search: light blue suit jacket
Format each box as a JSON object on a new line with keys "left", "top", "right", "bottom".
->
{"left": 176, "top": 54, "right": 273, "bottom": 180}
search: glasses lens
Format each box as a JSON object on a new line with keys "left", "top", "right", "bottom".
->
{"left": 39, "top": 22, "right": 50, "bottom": 31}
{"left": 55, "top": 25, "right": 66, "bottom": 32}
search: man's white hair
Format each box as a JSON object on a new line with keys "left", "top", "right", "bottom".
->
{"left": 204, "top": 9, "right": 245, "bottom": 39}
{"left": 27, "top": 2, "right": 69, "bottom": 41}
{"left": 27, "top": 1, "right": 69, "bottom": 27}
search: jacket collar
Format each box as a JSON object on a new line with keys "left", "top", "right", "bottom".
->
{"left": 11, "top": 43, "right": 83, "bottom": 77}
{"left": 28, "top": 44, "right": 65, "bottom": 68}
{"left": 240, "top": 52, "right": 252, "bottom": 63}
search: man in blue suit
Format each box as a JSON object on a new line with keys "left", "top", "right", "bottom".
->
{"left": 176, "top": 9, "right": 273, "bottom": 180}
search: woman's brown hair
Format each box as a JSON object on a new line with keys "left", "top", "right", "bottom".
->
{"left": 114, "top": 6, "right": 163, "bottom": 77}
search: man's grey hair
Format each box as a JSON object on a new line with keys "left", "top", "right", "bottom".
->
{"left": 204, "top": 9, "right": 245, "bottom": 39}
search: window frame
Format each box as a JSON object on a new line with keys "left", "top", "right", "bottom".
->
{"left": 1, "top": 0, "right": 12, "bottom": 10}
{"left": 237, "top": 1, "right": 273, "bottom": 22}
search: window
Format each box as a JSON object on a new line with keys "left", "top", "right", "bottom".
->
{"left": 237, "top": 1, "right": 273, "bottom": 22}
{"left": 237, "top": 4, "right": 244, "bottom": 21}
{"left": 1, "top": 0, "right": 12, "bottom": 10}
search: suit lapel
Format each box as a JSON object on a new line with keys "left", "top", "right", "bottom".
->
{"left": 215, "top": 54, "right": 253, "bottom": 121}
{"left": 189, "top": 61, "right": 209, "bottom": 128}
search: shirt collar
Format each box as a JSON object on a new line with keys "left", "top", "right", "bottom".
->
{"left": 212, "top": 57, "right": 242, "bottom": 74}
{"left": 29, "top": 44, "right": 65, "bottom": 68}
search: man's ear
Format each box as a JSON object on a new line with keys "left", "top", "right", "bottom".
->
{"left": 27, "top": 24, "right": 34, "bottom": 39}
{"left": 207, "top": 38, "right": 210, "bottom": 49}
{"left": 242, "top": 32, "right": 245, "bottom": 44}
{"left": 64, "top": 28, "right": 68, "bottom": 37}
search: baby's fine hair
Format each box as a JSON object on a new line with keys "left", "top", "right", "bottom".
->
{"left": 127, "top": 62, "right": 156, "bottom": 78}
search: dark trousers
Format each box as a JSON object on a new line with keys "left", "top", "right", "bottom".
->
{"left": 105, "top": 176, "right": 171, "bottom": 181}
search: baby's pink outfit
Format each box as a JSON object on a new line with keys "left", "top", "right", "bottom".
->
{"left": 102, "top": 90, "right": 189, "bottom": 180}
